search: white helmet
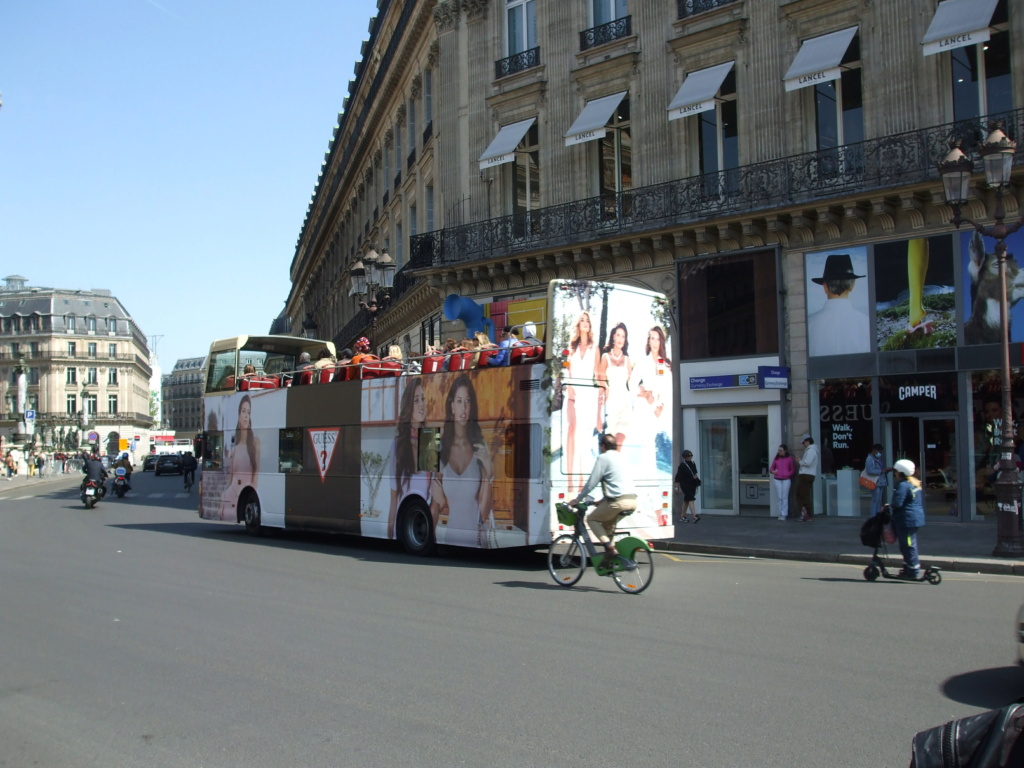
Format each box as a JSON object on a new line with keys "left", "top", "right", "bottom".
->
{"left": 893, "top": 459, "right": 916, "bottom": 477}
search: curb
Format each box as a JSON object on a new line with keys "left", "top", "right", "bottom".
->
{"left": 657, "top": 541, "right": 1024, "bottom": 577}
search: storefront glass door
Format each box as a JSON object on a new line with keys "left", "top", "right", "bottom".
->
{"left": 886, "top": 416, "right": 958, "bottom": 519}
{"left": 699, "top": 418, "right": 733, "bottom": 510}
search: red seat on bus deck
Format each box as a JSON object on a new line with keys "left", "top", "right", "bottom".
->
{"left": 224, "top": 375, "right": 235, "bottom": 389}
{"left": 376, "top": 360, "right": 403, "bottom": 377}
{"left": 477, "top": 348, "right": 498, "bottom": 366}
{"left": 317, "top": 368, "right": 333, "bottom": 384}
{"left": 240, "top": 375, "right": 279, "bottom": 391}
{"left": 333, "top": 364, "right": 354, "bottom": 382}
{"left": 422, "top": 355, "right": 445, "bottom": 373}
{"left": 448, "top": 352, "right": 473, "bottom": 371}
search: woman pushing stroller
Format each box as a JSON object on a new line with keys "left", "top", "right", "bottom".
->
{"left": 888, "top": 459, "right": 926, "bottom": 580}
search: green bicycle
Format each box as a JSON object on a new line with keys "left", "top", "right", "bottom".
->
{"left": 548, "top": 498, "right": 655, "bottom": 594}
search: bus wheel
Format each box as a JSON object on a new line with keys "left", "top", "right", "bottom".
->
{"left": 399, "top": 501, "right": 436, "bottom": 556}
{"left": 241, "top": 492, "right": 262, "bottom": 537}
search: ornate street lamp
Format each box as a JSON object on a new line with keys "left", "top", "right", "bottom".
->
{"left": 938, "top": 124, "right": 1024, "bottom": 557}
{"left": 350, "top": 248, "right": 397, "bottom": 348}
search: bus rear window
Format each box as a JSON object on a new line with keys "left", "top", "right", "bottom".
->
{"left": 206, "top": 350, "right": 237, "bottom": 392}
{"left": 279, "top": 428, "right": 304, "bottom": 473}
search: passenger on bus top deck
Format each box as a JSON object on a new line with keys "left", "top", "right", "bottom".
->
{"left": 385, "top": 345, "right": 403, "bottom": 361}
{"left": 522, "top": 322, "right": 542, "bottom": 347}
{"left": 313, "top": 348, "right": 336, "bottom": 369}
{"left": 487, "top": 325, "right": 518, "bottom": 367}
{"left": 350, "top": 337, "right": 373, "bottom": 365}
{"left": 296, "top": 352, "right": 314, "bottom": 371}
{"left": 242, "top": 364, "right": 257, "bottom": 378}
{"left": 337, "top": 348, "right": 354, "bottom": 366}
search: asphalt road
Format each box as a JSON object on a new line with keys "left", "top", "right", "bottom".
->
{"left": 1, "top": 470, "right": 1022, "bottom": 768}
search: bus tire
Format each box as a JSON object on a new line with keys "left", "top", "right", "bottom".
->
{"left": 399, "top": 500, "right": 436, "bottom": 556}
{"left": 240, "top": 491, "right": 262, "bottom": 537}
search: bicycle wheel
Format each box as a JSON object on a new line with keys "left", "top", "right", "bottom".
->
{"left": 548, "top": 535, "right": 586, "bottom": 587}
{"left": 612, "top": 547, "right": 654, "bottom": 594}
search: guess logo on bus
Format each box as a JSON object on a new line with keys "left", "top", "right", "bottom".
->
{"left": 308, "top": 428, "right": 340, "bottom": 483}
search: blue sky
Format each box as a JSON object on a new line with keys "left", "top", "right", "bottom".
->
{"left": 0, "top": 0, "right": 379, "bottom": 378}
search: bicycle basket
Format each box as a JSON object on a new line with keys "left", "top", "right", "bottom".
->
{"left": 556, "top": 503, "right": 578, "bottom": 526}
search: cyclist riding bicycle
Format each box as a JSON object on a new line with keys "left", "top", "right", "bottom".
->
{"left": 182, "top": 451, "right": 198, "bottom": 490}
{"left": 570, "top": 433, "right": 638, "bottom": 568}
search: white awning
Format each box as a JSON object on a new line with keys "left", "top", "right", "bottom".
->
{"left": 783, "top": 26, "right": 858, "bottom": 92}
{"left": 667, "top": 61, "right": 734, "bottom": 121}
{"left": 921, "top": 0, "right": 999, "bottom": 56}
{"left": 564, "top": 91, "right": 627, "bottom": 146}
{"left": 478, "top": 118, "right": 536, "bottom": 170}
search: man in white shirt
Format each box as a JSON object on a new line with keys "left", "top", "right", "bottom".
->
{"left": 572, "top": 433, "right": 638, "bottom": 566}
{"left": 807, "top": 253, "right": 869, "bottom": 357}
{"left": 796, "top": 433, "right": 820, "bottom": 522}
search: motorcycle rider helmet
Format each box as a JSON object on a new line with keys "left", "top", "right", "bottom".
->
{"left": 893, "top": 459, "right": 916, "bottom": 477}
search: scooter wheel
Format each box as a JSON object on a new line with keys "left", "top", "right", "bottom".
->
{"left": 863, "top": 564, "right": 880, "bottom": 582}
{"left": 926, "top": 570, "right": 942, "bottom": 585}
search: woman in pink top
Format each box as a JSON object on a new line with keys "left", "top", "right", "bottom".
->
{"left": 768, "top": 444, "right": 797, "bottom": 521}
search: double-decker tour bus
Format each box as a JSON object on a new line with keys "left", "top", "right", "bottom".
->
{"left": 194, "top": 280, "right": 674, "bottom": 554}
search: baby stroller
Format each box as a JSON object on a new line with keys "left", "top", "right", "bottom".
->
{"left": 859, "top": 507, "right": 942, "bottom": 584}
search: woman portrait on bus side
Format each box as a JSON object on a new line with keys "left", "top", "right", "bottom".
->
{"left": 224, "top": 394, "right": 259, "bottom": 516}
{"left": 629, "top": 326, "right": 672, "bottom": 465}
{"left": 596, "top": 322, "right": 632, "bottom": 449}
{"left": 564, "top": 311, "right": 601, "bottom": 495}
{"left": 387, "top": 379, "right": 431, "bottom": 539}
{"left": 430, "top": 375, "right": 494, "bottom": 547}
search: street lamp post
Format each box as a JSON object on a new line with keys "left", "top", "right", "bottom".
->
{"left": 350, "top": 248, "right": 397, "bottom": 349}
{"left": 939, "top": 124, "right": 1024, "bottom": 557}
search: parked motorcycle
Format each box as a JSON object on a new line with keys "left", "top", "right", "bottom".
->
{"left": 111, "top": 467, "right": 129, "bottom": 498}
{"left": 81, "top": 479, "right": 104, "bottom": 508}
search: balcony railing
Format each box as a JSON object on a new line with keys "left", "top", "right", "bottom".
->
{"left": 410, "top": 107, "right": 1024, "bottom": 269}
{"left": 495, "top": 47, "right": 541, "bottom": 79}
{"left": 677, "top": 0, "right": 739, "bottom": 18}
{"left": 0, "top": 350, "right": 135, "bottom": 361}
{"left": 580, "top": 16, "right": 632, "bottom": 51}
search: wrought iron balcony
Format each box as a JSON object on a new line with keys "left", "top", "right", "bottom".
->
{"left": 409, "top": 107, "right": 1024, "bottom": 270}
{"left": 495, "top": 47, "right": 541, "bottom": 79}
{"left": 580, "top": 16, "right": 632, "bottom": 51}
{"left": 677, "top": 0, "right": 739, "bottom": 18}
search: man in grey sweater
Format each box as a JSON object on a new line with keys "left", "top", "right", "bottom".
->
{"left": 572, "top": 433, "right": 638, "bottom": 566}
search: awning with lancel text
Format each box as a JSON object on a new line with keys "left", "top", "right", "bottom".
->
{"left": 667, "top": 61, "right": 734, "bottom": 120}
{"left": 921, "top": 0, "right": 999, "bottom": 56}
{"left": 783, "top": 26, "right": 858, "bottom": 92}
{"left": 478, "top": 117, "right": 536, "bottom": 170}
{"left": 564, "top": 91, "right": 627, "bottom": 146}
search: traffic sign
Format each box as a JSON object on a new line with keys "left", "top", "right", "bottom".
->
{"left": 25, "top": 409, "right": 35, "bottom": 420}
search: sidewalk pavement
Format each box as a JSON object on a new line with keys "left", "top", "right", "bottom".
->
{"left": 659, "top": 513, "right": 1024, "bottom": 577}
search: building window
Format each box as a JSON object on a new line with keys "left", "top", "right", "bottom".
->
{"left": 596, "top": 98, "right": 631, "bottom": 220}
{"left": 396, "top": 222, "right": 404, "bottom": 268}
{"left": 408, "top": 97, "right": 416, "bottom": 154}
{"left": 592, "top": 0, "right": 627, "bottom": 25}
{"left": 506, "top": 0, "right": 537, "bottom": 55}
{"left": 420, "top": 313, "right": 442, "bottom": 351}
{"left": 65, "top": 315, "right": 76, "bottom": 332}
{"left": 679, "top": 250, "right": 780, "bottom": 359}
{"left": 108, "top": 395, "right": 118, "bottom": 414}
{"left": 87, "top": 367, "right": 98, "bottom": 384}
{"left": 86, "top": 316, "right": 97, "bottom": 333}
{"left": 108, "top": 316, "right": 117, "bottom": 333}
{"left": 108, "top": 342, "right": 117, "bottom": 358}
{"left": 951, "top": 2, "right": 1011, "bottom": 122}
{"left": 815, "top": 35, "right": 863, "bottom": 150}
{"left": 395, "top": 123, "right": 402, "bottom": 185}
{"left": 424, "top": 70, "right": 433, "bottom": 132}
{"left": 510, "top": 123, "right": 540, "bottom": 235}
{"left": 27, "top": 368, "right": 39, "bottom": 385}
{"left": 29, "top": 342, "right": 40, "bottom": 357}
{"left": 67, "top": 341, "right": 76, "bottom": 356}
{"left": 426, "top": 185, "right": 435, "bottom": 231}
{"left": 85, "top": 395, "right": 97, "bottom": 416}
{"left": 88, "top": 342, "right": 97, "bottom": 357}
{"left": 67, "top": 368, "right": 77, "bottom": 384}
{"left": 108, "top": 368, "right": 118, "bottom": 385}
{"left": 698, "top": 70, "right": 739, "bottom": 195}
{"left": 409, "top": 204, "right": 417, "bottom": 238}
{"left": 66, "top": 394, "right": 77, "bottom": 414}
{"left": 10, "top": 342, "right": 19, "bottom": 357}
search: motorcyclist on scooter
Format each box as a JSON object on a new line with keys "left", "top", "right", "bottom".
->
{"left": 112, "top": 452, "right": 133, "bottom": 491}
{"left": 81, "top": 454, "right": 108, "bottom": 496}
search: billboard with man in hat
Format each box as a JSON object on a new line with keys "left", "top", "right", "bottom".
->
{"left": 805, "top": 247, "right": 870, "bottom": 357}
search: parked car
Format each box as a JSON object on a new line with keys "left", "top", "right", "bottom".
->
{"left": 143, "top": 455, "right": 158, "bottom": 472}
{"left": 154, "top": 454, "right": 183, "bottom": 476}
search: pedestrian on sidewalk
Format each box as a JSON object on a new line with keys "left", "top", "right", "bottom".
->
{"left": 864, "top": 443, "right": 890, "bottom": 517}
{"left": 35, "top": 453, "right": 45, "bottom": 478}
{"left": 674, "top": 449, "right": 701, "bottom": 523}
{"left": 768, "top": 444, "right": 797, "bottom": 521}
{"left": 796, "top": 433, "right": 819, "bottom": 522}
{"left": 4, "top": 451, "right": 14, "bottom": 480}
{"left": 889, "top": 458, "right": 925, "bottom": 579}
